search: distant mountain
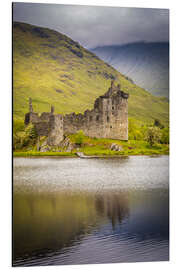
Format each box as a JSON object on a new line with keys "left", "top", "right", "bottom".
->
{"left": 91, "top": 42, "right": 169, "bottom": 98}
{"left": 13, "top": 22, "right": 169, "bottom": 125}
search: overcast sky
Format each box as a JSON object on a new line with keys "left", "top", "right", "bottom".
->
{"left": 13, "top": 2, "right": 169, "bottom": 48}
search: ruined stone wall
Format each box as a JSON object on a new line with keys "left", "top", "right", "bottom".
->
{"left": 25, "top": 81, "right": 129, "bottom": 145}
{"left": 25, "top": 107, "right": 63, "bottom": 146}
{"left": 24, "top": 112, "right": 39, "bottom": 125}
{"left": 47, "top": 114, "right": 63, "bottom": 145}
{"left": 63, "top": 82, "right": 129, "bottom": 140}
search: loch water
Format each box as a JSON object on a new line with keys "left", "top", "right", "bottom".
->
{"left": 13, "top": 156, "right": 169, "bottom": 266}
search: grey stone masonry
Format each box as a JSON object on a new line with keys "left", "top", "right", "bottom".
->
{"left": 24, "top": 80, "right": 129, "bottom": 145}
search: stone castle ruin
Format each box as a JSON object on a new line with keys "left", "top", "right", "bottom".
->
{"left": 25, "top": 80, "right": 129, "bottom": 145}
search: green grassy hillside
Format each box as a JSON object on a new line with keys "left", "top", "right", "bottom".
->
{"left": 13, "top": 22, "right": 169, "bottom": 125}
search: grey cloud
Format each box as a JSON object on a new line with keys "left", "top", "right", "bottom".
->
{"left": 13, "top": 3, "right": 169, "bottom": 48}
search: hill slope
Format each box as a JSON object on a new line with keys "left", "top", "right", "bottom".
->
{"left": 13, "top": 22, "right": 169, "bottom": 125}
{"left": 91, "top": 42, "right": 169, "bottom": 97}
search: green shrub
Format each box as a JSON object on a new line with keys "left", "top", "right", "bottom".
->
{"left": 13, "top": 122, "right": 38, "bottom": 150}
{"left": 145, "top": 126, "right": 161, "bottom": 146}
{"left": 75, "top": 130, "right": 85, "bottom": 146}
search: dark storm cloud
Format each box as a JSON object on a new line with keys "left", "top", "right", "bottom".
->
{"left": 13, "top": 2, "right": 169, "bottom": 48}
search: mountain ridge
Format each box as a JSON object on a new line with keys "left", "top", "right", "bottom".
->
{"left": 91, "top": 42, "right": 169, "bottom": 97}
{"left": 13, "top": 22, "right": 169, "bottom": 125}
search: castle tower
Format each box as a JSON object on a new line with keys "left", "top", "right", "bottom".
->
{"left": 101, "top": 80, "right": 128, "bottom": 140}
{"left": 25, "top": 97, "right": 38, "bottom": 125}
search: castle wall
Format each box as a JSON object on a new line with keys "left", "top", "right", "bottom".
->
{"left": 47, "top": 115, "right": 64, "bottom": 145}
{"left": 24, "top": 112, "right": 39, "bottom": 125}
{"left": 25, "top": 110, "right": 63, "bottom": 146}
{"left": 63, "top": 87, "right": 128, "bottom": 140}
{"left": 25, "top": 81, "right": 129, "bottom": 145}
{"left": 34, "top": 121, "right": 50, "bottom": 136}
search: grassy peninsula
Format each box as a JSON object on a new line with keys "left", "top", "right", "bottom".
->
{"left": 13, "top": 143, "right": 169, "bottom": 157}
{"left": 13, "top": 123, "right": 169, "bottom": 157}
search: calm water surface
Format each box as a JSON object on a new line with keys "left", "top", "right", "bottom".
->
{"left": 13, "top": 156, "right": 169, "bottom": 266}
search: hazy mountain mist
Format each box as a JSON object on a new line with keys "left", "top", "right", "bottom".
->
{"left": 91, "top": 42, "right": 169, "bottom": 98}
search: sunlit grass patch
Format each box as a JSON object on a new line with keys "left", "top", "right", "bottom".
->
{"left": 13, "top": 151, "right": 76, "bottom": 157}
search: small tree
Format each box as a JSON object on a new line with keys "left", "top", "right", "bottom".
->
{"left": 145, "top": 126, "right": 161, "bottom": 146}
{"left": 75, "top": 130, "right": 84, "bottom": 146}
{"left": 13, "top": 122, "right": 37, "bottom": 150}
{"left": 22, "top": 123, "right": 37, "bottom": 147}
